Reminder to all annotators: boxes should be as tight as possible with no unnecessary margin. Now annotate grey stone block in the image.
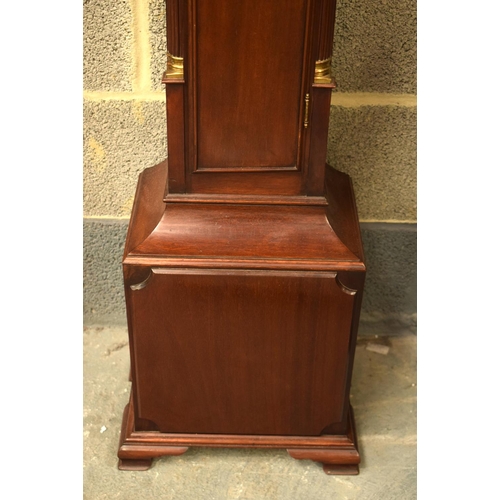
[83,219,128,325]
[328,105,416,221]
[83,220,417,335]
[84,0,133,91]
[149,0,168,91]
[83,99,167,217]
[332,0,417,93]
[359,223,417,334]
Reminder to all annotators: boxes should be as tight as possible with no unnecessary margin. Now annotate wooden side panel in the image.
[194,0,309,171]
[325,164,365,261]
[304,87,332,194]
[122,162,168,256]
[165,85,186,193]
[164,0,188,193]
[128,269,356,436]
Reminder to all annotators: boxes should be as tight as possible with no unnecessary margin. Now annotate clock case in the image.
[117,0,366,475]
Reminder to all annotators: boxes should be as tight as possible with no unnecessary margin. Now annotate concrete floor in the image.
[83,327,416,499]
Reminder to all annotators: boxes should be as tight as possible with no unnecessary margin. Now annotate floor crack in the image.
[105,341,128,356]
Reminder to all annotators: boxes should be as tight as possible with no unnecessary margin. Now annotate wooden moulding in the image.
[123,161,365,273]
[117,390,360,474]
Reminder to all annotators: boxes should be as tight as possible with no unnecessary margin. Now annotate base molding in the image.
[117,392,360,475]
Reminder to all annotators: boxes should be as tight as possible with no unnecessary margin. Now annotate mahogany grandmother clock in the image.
[117,0,366,475]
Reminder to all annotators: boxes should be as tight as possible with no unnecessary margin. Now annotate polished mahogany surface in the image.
[129,269,355,435]
[118,0,366,475]
[132,204,359,262]
[163,0,338,196]
[196,0,310,171]
[124,161,363,270]
[120,160,366,473]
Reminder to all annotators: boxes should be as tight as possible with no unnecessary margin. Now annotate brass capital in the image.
[314,58,333,84]
[165,52,184,79]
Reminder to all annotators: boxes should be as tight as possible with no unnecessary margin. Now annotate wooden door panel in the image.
[164,0,338,196]
[128,268,356,436]
[193,0,310,171]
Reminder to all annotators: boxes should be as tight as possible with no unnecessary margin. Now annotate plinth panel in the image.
[127,268,356,435]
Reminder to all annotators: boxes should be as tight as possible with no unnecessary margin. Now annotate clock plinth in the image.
[118,0,366,475]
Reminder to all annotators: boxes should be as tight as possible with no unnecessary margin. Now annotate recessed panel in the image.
[130,269,355,435]
[195,0,309,170]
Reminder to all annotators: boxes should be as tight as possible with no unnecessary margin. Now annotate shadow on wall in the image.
[359,223,416,335]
